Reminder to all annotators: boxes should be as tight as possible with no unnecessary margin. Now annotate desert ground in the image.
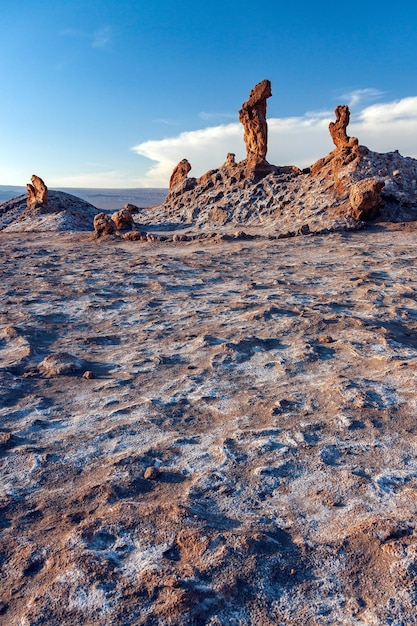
[1,221,417,625]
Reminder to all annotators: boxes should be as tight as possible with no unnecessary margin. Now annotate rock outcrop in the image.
[166,159,198,201]
[137,85,417,236]
[156,79,301,225]
[124,203,140,214]
[349,178,385,221]
[310,105,360,177]
[141,148,417,236]
[239,79,272,166]
[111,207,134,230]
[225,153,236,167]
[308,106,417,224]
[26,175,48,207]
[167,159,193,195]
[329,105,358,150]
[93,213,116,237]
[38,352,83,377]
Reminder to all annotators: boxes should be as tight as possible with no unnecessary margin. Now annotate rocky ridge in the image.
[135,80,417,237]
[137,143,417,236]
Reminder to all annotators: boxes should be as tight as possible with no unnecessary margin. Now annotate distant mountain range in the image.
[0,186,168,211]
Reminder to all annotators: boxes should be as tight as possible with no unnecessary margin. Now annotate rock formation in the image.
[26,175,48,207]
[93,213,116,237]
[166,159,196,201]
[124,203,139,214]
[225,153,236,167]
[239,79,272,166]
[349,178,385,221]
[310,105,360,176]
[111,207,134,230]
[329,105,358,150]
[169,159,192,191]
[38,352,83,377]
[0,189,99,232]
[85,80,417,237]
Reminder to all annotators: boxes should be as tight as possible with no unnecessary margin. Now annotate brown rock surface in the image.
[122,230,147,241]
[225,152,236,167]
[329,105,358,150]
[152,81,417,235]
[26,174,48,207]
[111,207,134,230]
[4,84,417,240]
[169,159,192,191]
[93,212,116,237]
[349,177,385,220]
[38,352,82,377]
[144,466,161,480]
[310,105,360,177]
[146,82,415,236]
[124,203,140,214]
[140,142,417,235]
[239,79,272,166]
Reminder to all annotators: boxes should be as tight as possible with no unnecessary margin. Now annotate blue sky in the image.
[2,0,417,188]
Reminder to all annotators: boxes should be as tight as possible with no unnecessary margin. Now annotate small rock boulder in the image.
[124,203,140,214]
[349,178,385,221]
[111,207,134,230]
[123,230,147,241]
[38,352,82,377]
[144,466,160,480]
[93,213,116,237]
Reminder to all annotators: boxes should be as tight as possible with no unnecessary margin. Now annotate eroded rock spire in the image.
[329,105,358,150]
[239,79,272,165]
[169,159,192,191]
[26,174,48,207]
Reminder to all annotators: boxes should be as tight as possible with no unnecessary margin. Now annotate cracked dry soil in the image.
[1,224,417,625]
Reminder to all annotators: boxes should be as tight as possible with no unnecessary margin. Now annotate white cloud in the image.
[339,88,384,109]
[350,96,417,157]
[60,25,112,49]
[132,95,417,187]
[304,109,334,119]
[358,96,417,124]
[153,118,179,126]
[132,124,245,187]
[132,114,334,186]
[91,26,112,49]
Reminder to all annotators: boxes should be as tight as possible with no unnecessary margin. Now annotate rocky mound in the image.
[311,144,417,222]
[0,187,99,232]
[138,82,417,235]
[139,147,417,235]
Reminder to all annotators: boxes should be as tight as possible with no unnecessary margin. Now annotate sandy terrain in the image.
[1,223,417,625]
